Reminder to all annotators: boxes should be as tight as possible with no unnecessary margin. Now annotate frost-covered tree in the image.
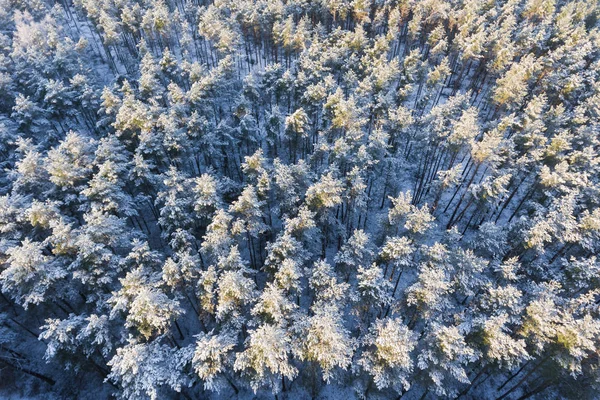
[192,330,237,392]
[417,324,479,397]
[360,318,417,394]
[234,323,297,393]
[296,305,355,383]
[0,238,66,308]
[107,339,190,400]
[1,0,600,398]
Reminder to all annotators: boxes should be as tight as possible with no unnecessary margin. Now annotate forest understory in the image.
[0,0,599,399]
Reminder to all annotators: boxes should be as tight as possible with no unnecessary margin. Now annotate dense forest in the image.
[0,0,599,398]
